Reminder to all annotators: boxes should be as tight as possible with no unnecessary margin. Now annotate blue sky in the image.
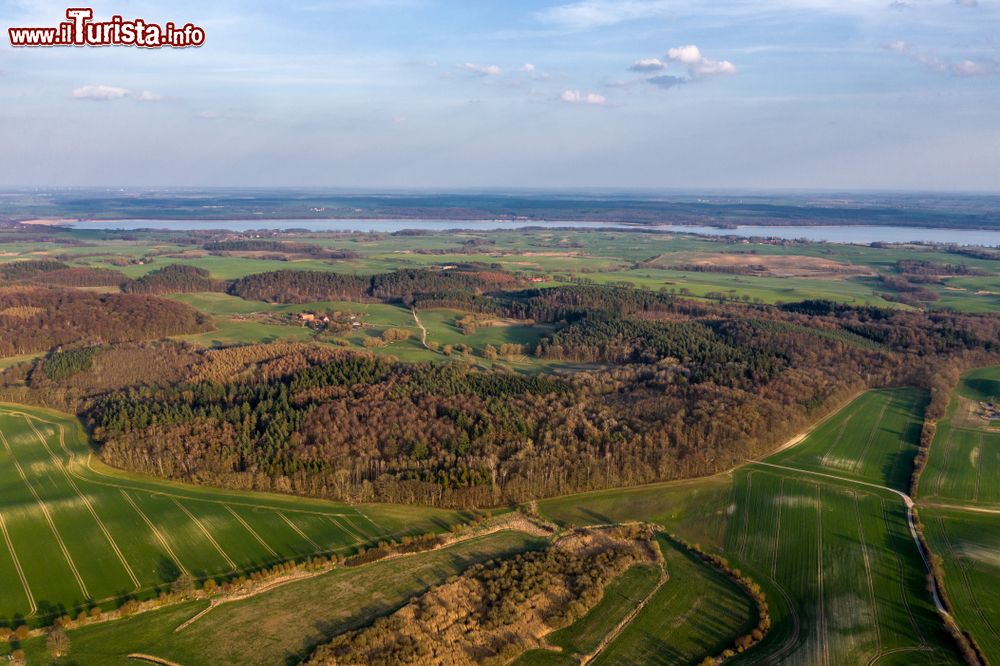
[1,0,998,190]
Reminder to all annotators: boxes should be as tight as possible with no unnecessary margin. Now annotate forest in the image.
[62,282,1000,507]
[0,286,212,356]
[230,268,524,304]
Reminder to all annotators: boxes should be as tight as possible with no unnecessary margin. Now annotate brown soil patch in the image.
[655,252,874,279]
[952,396,995,430]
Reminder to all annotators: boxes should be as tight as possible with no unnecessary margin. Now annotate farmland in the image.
[0,404,467,626]
[539,389,963,665]
[12,530,548,665]
[2,224,1000,664]
[916,366,1000,661]
[920,366,1000,508]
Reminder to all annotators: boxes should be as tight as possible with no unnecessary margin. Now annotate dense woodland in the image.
[121,264,227,294]
[3,260,1000,507]
[59,280,999,507]
[0,287,212,356]
[230,268,523,304]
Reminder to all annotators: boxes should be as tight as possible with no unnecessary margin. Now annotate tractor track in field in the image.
[853,492,883,661]
[934,516,1000,644]
[10,410,363,521]
[815,484,829,666]
[18,412,142,592]
[225,505,278,559]
[854,402,889,475]
[119,489,191,577]
[751,461,950,619]
[278,511,321,549]
[879,496,925,647]
[0,511,36,616]
[770,478,785,578]
[737,472,754,560]
[172,498,238,570]
[0,426,90,600]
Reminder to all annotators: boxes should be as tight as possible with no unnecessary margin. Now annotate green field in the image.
[0,404,467,626]
[592,535,757,666]
[921,367,1000,508]
[539,388,963,665]
[514,563,665,666]
[7,227,1000,318]
[917,367,1000,661]
[921,507,1000,662]
[11,530,547,665]
[768,389,927,492]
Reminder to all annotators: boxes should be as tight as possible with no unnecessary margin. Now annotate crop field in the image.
[514,563,665,666]
[0,404,466,626]
[921,367,1000,507]
[592,535,756,666]
[727,467,951,665]
[540,388,964,665]
[767,389,927,492]
[10,529,547,665]
[920,507,1000,662]
[6,226,1000,314]
[916,366,1000,661]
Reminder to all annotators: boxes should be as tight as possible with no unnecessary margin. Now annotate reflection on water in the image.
[70,219,1000,247]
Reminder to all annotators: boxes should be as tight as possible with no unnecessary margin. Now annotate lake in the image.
[69,219,1000,247]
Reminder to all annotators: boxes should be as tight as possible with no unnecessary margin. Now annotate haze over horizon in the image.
[2,0,999,191]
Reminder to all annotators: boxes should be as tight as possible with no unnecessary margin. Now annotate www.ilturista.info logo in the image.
[8,8,205,48]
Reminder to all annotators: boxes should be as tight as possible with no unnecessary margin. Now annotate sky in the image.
[0,0,998,190]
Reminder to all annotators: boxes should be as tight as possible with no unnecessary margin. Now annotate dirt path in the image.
[918,501,1000,515]
[128,654,185,666]
[411,307,430,349]
[580,568,669,665]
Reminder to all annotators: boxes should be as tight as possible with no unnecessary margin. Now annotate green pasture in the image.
[0,404,467,627]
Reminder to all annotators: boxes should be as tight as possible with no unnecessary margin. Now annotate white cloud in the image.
[560,89,607,105]
[196,111,221,119]
[886,41,996,77]
[134,91,164,102]
[72,85,130,101]
[535,0,904,32]
[72,85,164,102]
[951,59,994,76]
[629,58,666,72]
[519,63,536,72]
[666,45,702,65]
[666,44,736,77]
[536,1,675,30]
[462,63,502,76]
